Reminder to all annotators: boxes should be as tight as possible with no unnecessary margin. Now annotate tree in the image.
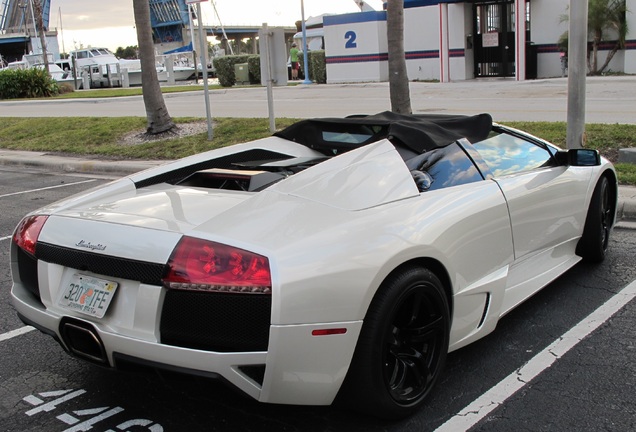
[115,46,139,59]
[132,0,175,134]
[587,0,628,74]
[32,0,50,76]
[559,0,628,75]
[386,0,411,114]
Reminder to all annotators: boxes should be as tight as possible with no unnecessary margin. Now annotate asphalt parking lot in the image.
[1,165,635,432]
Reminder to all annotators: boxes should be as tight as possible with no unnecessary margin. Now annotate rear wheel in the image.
[338,267,450,419]
[578,176,613,262]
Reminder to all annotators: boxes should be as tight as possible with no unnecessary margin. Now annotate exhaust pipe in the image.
[60,318,108,364]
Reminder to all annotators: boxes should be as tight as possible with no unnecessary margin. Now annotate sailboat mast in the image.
[210,0,233,55]
[59,6,65,55]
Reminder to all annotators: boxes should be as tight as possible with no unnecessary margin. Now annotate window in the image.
[407,143,484,192]
[472,132,554,177]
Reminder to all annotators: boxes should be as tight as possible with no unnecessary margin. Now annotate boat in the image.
[120,55,196,85]
[69,47,123,88]
[70,47,195,87]
[1,53,77,86]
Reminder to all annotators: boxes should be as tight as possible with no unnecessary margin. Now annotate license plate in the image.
[58,274,118,318]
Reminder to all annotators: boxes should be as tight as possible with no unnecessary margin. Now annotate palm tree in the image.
[132,0,175,134]
[386,0,412,114]
[559,0,628,75]
[587,0,628,74]
[32,0,50,76]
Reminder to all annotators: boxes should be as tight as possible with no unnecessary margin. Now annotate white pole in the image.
[515,0,526,81]
[438,3,450,83]
[300,0,312,84]
[262,23,276,132]
[566,0,588,149]
[197,2,213,140]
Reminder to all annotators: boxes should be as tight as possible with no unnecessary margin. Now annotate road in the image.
[1,166,635,431]
[1,76,636,124]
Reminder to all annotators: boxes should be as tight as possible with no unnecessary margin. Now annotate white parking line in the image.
[0,179,96,199]
[0,326,35,343]
[435,280,636,432]
[0,235,10,242]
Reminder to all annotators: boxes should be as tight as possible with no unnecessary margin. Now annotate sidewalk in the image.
[1,149,635,228]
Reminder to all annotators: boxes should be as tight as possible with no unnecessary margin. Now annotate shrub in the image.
[212,55,252,87]
[0,68,59,99]
[309,50,326,84]
[247,55,261,84]
[298,50,327,83]
[57,82,75,94]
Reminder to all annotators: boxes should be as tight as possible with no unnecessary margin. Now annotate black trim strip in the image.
[36,242,166,285]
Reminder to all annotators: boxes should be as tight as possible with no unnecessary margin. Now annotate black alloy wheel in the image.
[337,266,450,419]
[578,175,614,262]
[383,283,447,405]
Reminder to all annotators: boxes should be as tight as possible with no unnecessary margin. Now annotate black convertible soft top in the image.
[274,111,493,155]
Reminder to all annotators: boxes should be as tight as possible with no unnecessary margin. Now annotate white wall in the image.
[449,3,468,80]
[531,0,568,78]
[324,11,388,83]
[323,0,635,82]
[404,5,440,81]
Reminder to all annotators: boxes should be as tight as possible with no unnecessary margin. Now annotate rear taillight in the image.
[163,237,272,294]
[13,215,48,257]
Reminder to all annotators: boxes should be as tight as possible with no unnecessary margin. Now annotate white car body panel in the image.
[10,119,618,408]
[270,139,419,210]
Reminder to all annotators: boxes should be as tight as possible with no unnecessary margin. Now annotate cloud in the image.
[53,1,135,31]
[51,0,385,51]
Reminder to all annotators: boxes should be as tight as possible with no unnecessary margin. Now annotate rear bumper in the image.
[11,281,362,405]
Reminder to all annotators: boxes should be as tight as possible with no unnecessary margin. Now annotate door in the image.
[473,0,515,78]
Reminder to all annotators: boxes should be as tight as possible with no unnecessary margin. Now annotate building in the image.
[0,0,60,63]
[323,0,636,83]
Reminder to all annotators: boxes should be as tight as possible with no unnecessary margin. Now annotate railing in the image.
[0,0,10,33]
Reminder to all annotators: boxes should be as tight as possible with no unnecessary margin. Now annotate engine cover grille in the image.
[160,290,271,353]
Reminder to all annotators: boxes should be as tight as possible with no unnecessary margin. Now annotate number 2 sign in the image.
[345,31,358,49]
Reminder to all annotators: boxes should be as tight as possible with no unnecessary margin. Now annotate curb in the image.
[1,150,635,224]
[0,150,166,177]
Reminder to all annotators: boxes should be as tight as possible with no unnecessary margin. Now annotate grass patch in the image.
[51,85,216,99]
[0,117,298,160]
[51,82,296,99]
[0,118,634,184]
[615,163,636,185]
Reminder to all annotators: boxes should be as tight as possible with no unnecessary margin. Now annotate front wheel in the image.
[337,267,450,419]
[577,176,613,262]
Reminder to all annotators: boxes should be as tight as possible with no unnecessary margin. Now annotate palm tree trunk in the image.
[32,0,50,76]
[132,0,175,134]
[591,30,601,75]
[597,44,620,74]
[386,0,411,114]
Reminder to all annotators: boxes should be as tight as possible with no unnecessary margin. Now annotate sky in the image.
[49,0,384,53]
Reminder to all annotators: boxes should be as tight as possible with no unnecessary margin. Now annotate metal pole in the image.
[566,0,588,149]
[187,4,198,84]
[300,0,312,84]
[262,23,276,133]
[197,2,213,140]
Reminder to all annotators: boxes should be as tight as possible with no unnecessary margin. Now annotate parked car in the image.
[11,112,616,418]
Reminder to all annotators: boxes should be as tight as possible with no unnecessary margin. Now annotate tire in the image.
[577,176,613,263]
[337,267,450,419]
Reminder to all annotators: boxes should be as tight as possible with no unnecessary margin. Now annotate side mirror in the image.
[555,149,601,166]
